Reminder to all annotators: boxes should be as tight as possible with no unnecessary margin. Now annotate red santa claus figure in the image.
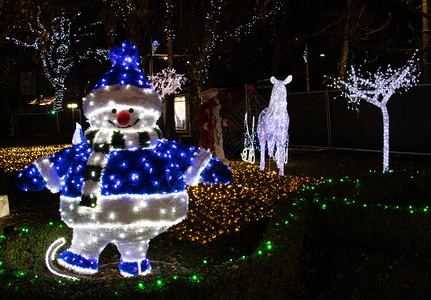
[197,88,231,162]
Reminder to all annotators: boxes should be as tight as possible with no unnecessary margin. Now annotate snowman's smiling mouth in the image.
[108,118,140,128]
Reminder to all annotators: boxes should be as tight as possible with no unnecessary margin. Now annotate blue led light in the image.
[58,250,98,272]
[17,140,232,199]
[16,165,46,192]
[91,40,152,91]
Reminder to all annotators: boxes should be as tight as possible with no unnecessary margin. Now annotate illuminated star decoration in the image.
[16,40,231,279]
[328,50,420,172]
[257,75,292,176]
[6,6,108,111]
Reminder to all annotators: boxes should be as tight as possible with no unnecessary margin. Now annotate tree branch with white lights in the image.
[148,67,187,100]
[327,51,420,172]
[6,7,108,111]
[190,0,284,86]
[148,67,187,127]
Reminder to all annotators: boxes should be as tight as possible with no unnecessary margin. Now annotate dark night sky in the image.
[0,0,426,96]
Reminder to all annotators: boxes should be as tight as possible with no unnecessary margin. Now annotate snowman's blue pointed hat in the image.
[82,40,161,119]
[92,39,152,91]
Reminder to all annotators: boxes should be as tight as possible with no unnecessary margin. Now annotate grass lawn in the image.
[0,147,431,299]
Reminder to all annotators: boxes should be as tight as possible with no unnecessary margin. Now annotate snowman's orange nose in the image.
[117,110,130,126]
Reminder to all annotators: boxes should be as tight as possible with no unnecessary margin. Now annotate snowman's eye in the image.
[112,109,117,113]
[129,108,134,113]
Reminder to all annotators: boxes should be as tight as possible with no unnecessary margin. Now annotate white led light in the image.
[148,68,186,99]
[257,75,292,176]
[241,113,256,164]
[5,7,109,111]
[328,51,420,172]
[45,238,81,281]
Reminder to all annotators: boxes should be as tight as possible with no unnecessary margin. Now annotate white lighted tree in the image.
[148,67,187,127]
[328,51,420,172]
[6,7,108,111]
[148,67,187,100]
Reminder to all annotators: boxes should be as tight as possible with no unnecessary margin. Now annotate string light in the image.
[327,51,420,172]
[300,174,431,215]
[2,168,430,293]
[257,75,292,176]
[102,0,134,22]
[167,161,318,243]
[164,1,175,40]
[0,145,70,172]
[6,6,109,111]
[192,0,284,84]
[16,40,231,278]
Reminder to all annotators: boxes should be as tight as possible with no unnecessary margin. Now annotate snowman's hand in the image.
[183,148,212,186]
[16,164,47,192]
[200,158,232,184]
[33,155,62,193]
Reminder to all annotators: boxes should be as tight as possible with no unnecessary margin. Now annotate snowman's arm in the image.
[16,145,82,193]
[16,154,62,193]
[183,148,212,186]
[165,141,231,185]
[16,163,47,192]
[199,158,232,184]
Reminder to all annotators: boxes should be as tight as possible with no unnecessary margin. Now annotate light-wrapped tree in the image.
[148,67,187,100]
[148,67,187,130]
[328,51,421,172]
[6,6,108,111]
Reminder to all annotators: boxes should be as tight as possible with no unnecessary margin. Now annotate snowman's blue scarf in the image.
[80,128,162,208]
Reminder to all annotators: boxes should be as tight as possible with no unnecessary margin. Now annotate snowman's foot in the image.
[119,258,151,277]
[57,250,99,275]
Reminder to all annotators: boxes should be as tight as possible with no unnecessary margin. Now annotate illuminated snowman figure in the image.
[16,40,231,277]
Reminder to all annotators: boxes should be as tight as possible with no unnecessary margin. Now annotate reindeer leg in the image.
[276,141,285,176]
[260,140,266,171]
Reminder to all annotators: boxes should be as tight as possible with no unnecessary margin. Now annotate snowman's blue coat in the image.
[16,140,231,196]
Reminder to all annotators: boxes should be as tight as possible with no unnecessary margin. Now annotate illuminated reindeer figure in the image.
[257,75,292,176]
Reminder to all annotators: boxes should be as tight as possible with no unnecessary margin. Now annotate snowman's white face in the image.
[88,105,160,132]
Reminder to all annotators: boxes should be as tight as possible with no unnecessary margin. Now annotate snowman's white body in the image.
[59,191,189,269]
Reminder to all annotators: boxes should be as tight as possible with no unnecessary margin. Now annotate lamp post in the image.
[303,44,310,92]
[67,103,78,128]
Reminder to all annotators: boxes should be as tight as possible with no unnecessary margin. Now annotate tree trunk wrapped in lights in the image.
[6,6,108,111]
[328,51,420,172]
